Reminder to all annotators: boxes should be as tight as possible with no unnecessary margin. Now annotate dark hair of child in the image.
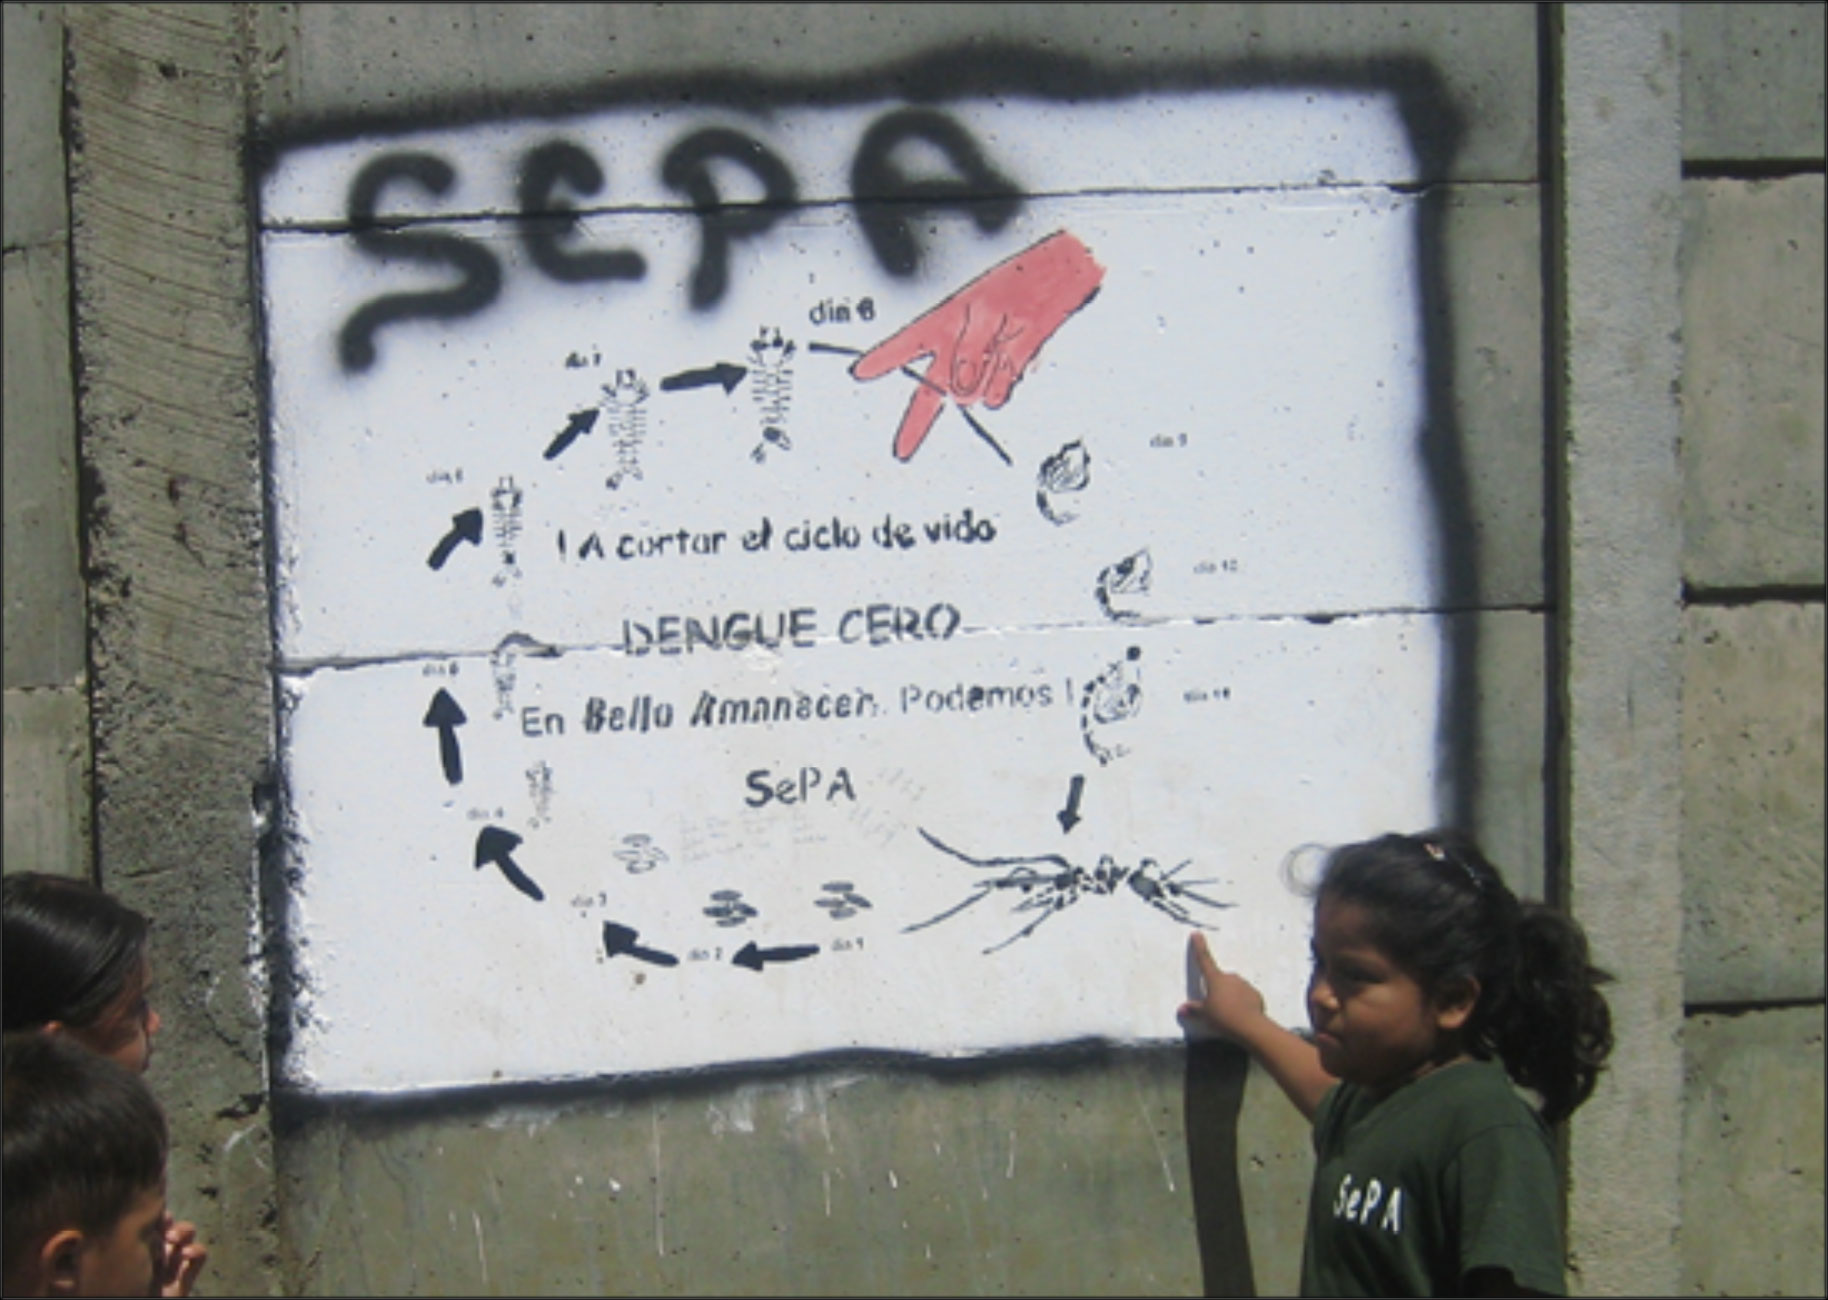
[1311,827,1614,1123]
[1,872,151,1034]
[1,1031,169,1278]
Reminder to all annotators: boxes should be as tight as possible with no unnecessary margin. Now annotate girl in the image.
[1179,829,1613,1297]
[2,873,207,1296]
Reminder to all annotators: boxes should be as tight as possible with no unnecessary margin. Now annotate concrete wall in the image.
[3,1,90,881]
[1,3,1819,1295]
[1676,4,1826,1295]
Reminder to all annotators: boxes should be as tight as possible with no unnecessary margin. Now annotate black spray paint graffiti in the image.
[334,109,1024,372]
[904,828,1234,954]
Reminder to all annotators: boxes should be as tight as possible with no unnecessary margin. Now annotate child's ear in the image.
[41,1227,85,1296]
[1433,977,1481,1032]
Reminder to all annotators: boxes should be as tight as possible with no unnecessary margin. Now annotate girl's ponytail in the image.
[1494,903,1614,1123]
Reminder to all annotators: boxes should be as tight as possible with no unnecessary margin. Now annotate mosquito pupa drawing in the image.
[1080,645,1144,765]
[1036,439,1091,524]
[905,827,1234,953]
[488,475,524,587]
[745,326,797,461]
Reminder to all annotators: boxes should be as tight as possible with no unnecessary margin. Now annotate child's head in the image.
[2,873,161,1073]
[1306,829,1613,1121]
[2,1032,171,1297]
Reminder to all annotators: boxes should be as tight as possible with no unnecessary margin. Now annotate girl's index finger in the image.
[1188,929,1222,973]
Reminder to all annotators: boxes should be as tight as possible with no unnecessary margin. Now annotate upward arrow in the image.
[422,688,467,785]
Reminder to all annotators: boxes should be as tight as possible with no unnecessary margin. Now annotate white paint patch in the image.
[706,1089,757,1136]
[471,1210,488,1287]
[261,84,1447,1093]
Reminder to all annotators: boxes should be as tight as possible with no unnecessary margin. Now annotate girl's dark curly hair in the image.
[1314,828,1614,1123]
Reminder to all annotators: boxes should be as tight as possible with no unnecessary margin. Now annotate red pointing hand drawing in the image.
[850,230,1106,462]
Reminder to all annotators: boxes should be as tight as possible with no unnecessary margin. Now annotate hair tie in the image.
[1423,840,1481,890]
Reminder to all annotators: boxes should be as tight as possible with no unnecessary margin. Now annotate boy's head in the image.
[2,1032,170,1297]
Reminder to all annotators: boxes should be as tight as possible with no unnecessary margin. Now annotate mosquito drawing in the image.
[905,828,1234,953]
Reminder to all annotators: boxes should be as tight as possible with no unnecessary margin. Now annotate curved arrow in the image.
[474,826,543,901]
[428,508,484,570]
[731,940,819,971]
[423,688,467,784]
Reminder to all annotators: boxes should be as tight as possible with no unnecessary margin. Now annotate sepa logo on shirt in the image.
[1331,1172,1405,1234]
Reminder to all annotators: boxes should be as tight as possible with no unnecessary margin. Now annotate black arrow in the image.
[731,940,819,971]
[474,826,544,902]
[543,407,600,461]
[423,688,467,785]
[660,362,747,395]
[427,508,484,570]
[601,921,680,968]
[1057,774,1086,833]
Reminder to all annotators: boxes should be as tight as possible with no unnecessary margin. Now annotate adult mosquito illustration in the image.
[905,828,1235,953]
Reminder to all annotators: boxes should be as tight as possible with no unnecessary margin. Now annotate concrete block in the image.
[1682,1005,1825,1296]
[2,685,92,880]
[2,4,67,248]
[3,243,85,691]
[262,3,1539,181]
[1682,3,1826,162]
[1682,176,1825,589]
[1683,602,1824,1004]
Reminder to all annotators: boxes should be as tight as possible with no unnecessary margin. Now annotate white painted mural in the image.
[259,86,1448,1093]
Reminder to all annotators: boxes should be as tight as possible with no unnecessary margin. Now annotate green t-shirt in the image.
[1299,1059,1565,1297]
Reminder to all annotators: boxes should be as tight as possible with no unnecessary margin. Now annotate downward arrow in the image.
[1057,774,1086,833]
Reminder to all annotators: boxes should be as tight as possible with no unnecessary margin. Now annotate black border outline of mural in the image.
[255,46,1480,1105]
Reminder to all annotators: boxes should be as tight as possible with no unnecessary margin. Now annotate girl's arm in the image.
[1178,931,1336,1121]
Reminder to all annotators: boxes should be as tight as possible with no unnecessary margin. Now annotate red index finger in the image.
[850,314,943,384]
[850,229,1105,462]
[890,371,949,462]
